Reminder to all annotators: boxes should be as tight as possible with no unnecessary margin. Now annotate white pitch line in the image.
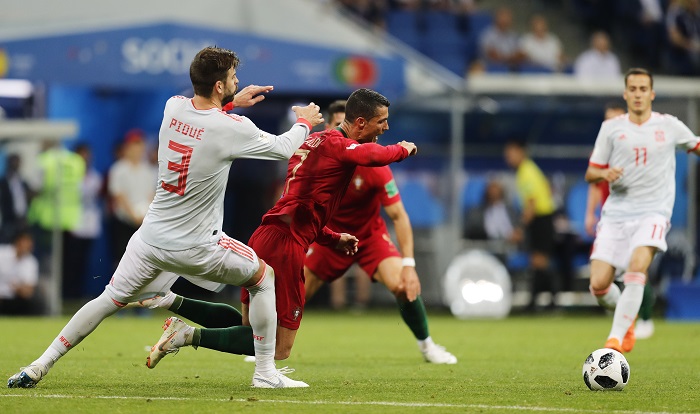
[0,393,695,414]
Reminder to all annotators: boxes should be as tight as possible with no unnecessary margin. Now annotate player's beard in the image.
[222,93,235,106]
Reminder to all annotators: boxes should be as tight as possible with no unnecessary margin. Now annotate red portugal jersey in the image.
[327,166,401,241]
[261,129,409,247]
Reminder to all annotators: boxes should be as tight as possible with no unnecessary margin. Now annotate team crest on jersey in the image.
[618,134,626,141]
[353,175,364,190]
[292,307,302,321]
[655,130,666,142]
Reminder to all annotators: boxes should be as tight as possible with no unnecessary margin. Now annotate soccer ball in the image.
[582,348,630,391]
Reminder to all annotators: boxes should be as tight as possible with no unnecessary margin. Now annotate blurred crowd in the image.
[334,0,700,77]
[0,129,158,315]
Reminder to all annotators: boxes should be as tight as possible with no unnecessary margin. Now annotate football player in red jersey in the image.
[304,100,456,364]
[240,89,416,372]
[136,89,417,386]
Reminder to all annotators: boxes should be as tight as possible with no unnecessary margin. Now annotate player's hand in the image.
[584,212,598,236]
[292,103,324,127]
[397,266,421,302]
[233,85,273,108]
[336,233,359,256]
[605,167,623,182]
[397,141,417,156]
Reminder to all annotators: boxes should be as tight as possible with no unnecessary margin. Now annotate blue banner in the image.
[0,23,405,98]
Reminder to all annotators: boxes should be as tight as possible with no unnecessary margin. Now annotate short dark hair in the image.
[12,229,32,244]
[326,100,347,120]
[344,88,390,123]
[504,139,527,150]
[604,100,626,113]
[190,46,240,98]
[624,67,653,88]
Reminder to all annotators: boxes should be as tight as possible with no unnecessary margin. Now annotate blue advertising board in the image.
[0,23,405,98]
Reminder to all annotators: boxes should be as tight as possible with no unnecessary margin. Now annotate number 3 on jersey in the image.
[162,140,193,196]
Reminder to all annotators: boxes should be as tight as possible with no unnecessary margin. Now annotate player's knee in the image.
[589,276,611,293]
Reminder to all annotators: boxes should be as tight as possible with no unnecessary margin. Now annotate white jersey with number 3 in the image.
[589,112,700,221]
[139,96,310,250]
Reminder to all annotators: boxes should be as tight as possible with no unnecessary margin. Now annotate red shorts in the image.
[241,223,307,330]
[305,231,401,283]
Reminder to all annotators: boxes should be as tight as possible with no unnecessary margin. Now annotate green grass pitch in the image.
[1,309,699,413]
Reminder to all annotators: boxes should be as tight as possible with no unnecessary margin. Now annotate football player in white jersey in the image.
[586,68,700,353]
[7,46,323,389]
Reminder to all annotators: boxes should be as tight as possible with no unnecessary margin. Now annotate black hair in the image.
[624,67,653,88]
[344,88,390,123]
[190,46,240,98]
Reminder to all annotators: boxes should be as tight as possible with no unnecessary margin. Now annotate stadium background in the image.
[0,0,698,318]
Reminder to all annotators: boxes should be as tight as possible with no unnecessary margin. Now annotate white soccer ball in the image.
[582,348,630,391]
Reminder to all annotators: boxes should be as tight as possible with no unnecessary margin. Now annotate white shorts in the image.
[105,229,259,303]
[590,214,670,271]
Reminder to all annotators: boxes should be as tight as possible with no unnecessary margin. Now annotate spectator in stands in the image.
[573,31,621,79]
[504,140,558,312]
[617,0,667,72]
[0,230,40,315]
[463,178,518,242]
[337,0,388,29]
[0,154,33,244]
[107,129,156,268]
[478,6,525,72]
[519,14,565,72]
[666,0,700,76]
[62,143,103,300]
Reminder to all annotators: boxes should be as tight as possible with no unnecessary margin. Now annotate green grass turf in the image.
[1,309,699,413]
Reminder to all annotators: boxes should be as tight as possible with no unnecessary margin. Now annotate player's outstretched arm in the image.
[233,85,274,108]
[337,141,417,167]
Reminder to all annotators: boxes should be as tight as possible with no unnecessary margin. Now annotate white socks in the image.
[590,283,621,311]
[417,336,435,352]
[34,291,122,369]
[608,272,645,341]
[246,264,278,378]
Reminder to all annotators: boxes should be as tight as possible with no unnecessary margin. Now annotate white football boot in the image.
[7,363,49,388]
[635,319,655,340]
[252,367,309,388]
[421,343,458,364]
[146,317,193,369]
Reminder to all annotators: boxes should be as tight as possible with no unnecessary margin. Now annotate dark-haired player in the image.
[8,46,323,389]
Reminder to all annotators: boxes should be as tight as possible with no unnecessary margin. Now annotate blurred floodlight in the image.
[0,79,32,99]
[443,250,512,319]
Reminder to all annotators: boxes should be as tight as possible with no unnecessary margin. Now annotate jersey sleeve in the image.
[227,117,311,161]
[323,139,409,167]
[669,116,700,152]
[589,121,613,168]
[315,226,341,247]
[374,166,401,206]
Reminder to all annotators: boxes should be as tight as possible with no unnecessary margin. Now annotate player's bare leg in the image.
[374,257,456,364]
[589,260,619,311]
[304,270,326,302]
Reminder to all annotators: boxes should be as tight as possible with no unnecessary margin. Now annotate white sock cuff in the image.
[623,272,646,286]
